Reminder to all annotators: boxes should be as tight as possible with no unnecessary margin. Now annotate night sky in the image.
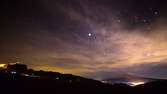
[1,0,167,79]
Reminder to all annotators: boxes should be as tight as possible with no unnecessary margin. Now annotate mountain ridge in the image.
[0,63,167,94]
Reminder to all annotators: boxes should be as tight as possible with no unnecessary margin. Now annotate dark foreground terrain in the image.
[0,64,167,94]
[0,72,167,94]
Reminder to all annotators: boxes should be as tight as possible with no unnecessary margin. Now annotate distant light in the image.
[101,81,108,83]
[154,11,158,15]
[9,63,17,65]
[127,81,145,86]
[117,19,121,23]
[0,64,7,68]
[88,33,92,37]
[69,80,72,83]
[56,77,59,80]
[10,71,17,74]
[143,19,147,23]
[23,74,29,77]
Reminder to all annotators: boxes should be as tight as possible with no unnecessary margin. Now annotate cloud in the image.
[129,62,167,79]
[1,0,167,79]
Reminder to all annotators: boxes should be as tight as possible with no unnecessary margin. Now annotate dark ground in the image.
[0,70,167,94]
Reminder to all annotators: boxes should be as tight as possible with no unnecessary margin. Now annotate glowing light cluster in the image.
[0,64,7,69]
[127,81,145,86]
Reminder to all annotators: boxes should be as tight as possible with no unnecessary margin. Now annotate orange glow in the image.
[128,81,145,86]
[0,64,7,69]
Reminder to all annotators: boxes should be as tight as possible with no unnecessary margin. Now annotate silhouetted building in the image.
[6,63,27,73]
[0,63,28,74]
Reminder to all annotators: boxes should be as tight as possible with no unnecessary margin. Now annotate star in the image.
[154,11,158,15]
[143,19,147,23]
[88,33,92,37]
[117,19,121,23]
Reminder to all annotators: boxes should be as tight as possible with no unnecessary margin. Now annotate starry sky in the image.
[1,0,167,79]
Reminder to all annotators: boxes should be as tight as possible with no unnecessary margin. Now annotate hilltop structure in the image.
[0,63,28,75]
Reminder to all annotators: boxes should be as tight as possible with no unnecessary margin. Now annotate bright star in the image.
[88,33,92,37]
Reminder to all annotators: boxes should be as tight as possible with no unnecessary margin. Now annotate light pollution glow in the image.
[127,81,145,86]
[31,19,167,79]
